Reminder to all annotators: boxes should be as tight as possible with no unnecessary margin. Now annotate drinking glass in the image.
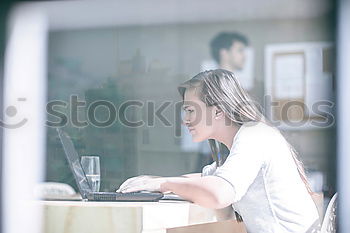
[80,155,101,192]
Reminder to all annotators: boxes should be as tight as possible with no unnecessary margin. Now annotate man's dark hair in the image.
[210,32,249,64]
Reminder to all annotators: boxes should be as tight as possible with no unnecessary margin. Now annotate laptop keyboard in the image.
[86,191,164,201]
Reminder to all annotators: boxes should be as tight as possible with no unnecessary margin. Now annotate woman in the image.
[117,69,320,233]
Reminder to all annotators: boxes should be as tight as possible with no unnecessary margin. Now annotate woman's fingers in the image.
[121,184,147,193]
[117,176,144,192]
[117,178,137,191]
[121,178,165,193]
[119,180,146,192]
[117,176,150,192]
[116,175,164,192]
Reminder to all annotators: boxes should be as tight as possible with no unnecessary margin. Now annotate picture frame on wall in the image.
[265,42,334,130]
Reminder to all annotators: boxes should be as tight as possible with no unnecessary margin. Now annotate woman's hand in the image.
[116,175,164,193]
[116,175,161,192]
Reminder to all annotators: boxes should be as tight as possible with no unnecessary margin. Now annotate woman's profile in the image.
[117,69,320,233]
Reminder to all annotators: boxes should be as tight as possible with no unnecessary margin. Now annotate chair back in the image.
[320,193,338,233]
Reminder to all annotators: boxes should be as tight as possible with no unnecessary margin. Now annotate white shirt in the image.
[202,122,320,233]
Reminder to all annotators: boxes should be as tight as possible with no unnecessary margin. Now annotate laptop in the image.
[57,128,164,202]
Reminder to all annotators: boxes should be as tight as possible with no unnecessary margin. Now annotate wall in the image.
[47,15,335,191]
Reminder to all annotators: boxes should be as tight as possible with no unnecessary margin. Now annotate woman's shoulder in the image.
[238,122,291,158]
[233,122,287,153]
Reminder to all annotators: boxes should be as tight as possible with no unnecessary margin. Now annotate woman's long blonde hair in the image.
[178,69,312,194]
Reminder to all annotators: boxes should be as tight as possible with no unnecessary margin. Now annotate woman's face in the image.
[182,88,217,142]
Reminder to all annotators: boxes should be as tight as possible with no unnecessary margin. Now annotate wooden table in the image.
[40,200,217,233]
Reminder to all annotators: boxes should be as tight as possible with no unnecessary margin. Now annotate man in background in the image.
[210,32,249,72]
[196,32,251,171]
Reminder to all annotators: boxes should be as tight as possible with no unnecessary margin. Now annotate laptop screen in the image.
[57,128,92,198]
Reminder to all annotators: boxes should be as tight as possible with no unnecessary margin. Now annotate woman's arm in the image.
[119,176,234,209]
[117,173,200,192]
[181,174,236,221]
[118,175,235,209]
[160,176,235,209]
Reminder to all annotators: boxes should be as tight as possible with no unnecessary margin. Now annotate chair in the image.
[320,193,338,233]
[309,193,338,233]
